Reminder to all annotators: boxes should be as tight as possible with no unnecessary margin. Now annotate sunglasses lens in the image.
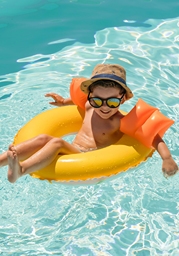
[107,98,120,108]
[90,97,102,108]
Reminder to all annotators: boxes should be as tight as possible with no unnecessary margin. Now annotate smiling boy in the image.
[0,64,178,182]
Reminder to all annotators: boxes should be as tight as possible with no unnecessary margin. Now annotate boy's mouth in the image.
[100,110,111,114]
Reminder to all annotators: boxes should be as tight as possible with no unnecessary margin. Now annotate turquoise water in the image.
[0,1,179,255]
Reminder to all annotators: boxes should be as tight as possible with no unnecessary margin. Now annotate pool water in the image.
[0,1,179,255]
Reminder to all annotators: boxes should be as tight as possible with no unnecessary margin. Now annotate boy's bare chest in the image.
[92,119,116,134]
[91,117,121,146]
[76,110,122,148]
[85,112,120,138]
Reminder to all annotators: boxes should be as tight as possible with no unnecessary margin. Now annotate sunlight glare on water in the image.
[0,3,179,256]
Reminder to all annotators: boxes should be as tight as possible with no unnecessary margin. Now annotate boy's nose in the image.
[101,99,109,107]
[101,101,109,109]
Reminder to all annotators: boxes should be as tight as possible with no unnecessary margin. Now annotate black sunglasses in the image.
[87,94,124,108]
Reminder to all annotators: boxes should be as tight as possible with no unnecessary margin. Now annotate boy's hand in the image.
[45,93,64,106]
[162,156,178,177]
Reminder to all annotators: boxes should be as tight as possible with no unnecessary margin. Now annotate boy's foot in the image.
[7,145,22,183]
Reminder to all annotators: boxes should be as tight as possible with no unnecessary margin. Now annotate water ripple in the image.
[0,18,179,255]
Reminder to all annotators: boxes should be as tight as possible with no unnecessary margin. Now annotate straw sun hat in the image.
[80,64,133,100]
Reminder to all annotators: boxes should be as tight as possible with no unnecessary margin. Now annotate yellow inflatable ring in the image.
[13,105,155,184]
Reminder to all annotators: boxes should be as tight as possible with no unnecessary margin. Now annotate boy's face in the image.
[89,86,123,119]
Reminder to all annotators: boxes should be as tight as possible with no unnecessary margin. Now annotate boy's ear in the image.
[120,94,127,104]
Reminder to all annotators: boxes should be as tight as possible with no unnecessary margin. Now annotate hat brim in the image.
[80,77,133,100]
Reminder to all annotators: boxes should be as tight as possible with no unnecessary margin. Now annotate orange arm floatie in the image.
[120,99,174,148]
[70,78,87,110]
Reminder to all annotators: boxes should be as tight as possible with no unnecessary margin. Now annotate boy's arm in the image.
[152,134,178,177]
[45,93,74,107]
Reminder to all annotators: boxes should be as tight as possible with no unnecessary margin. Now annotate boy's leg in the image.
[7,137,80,183]
[0,134,54,167]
